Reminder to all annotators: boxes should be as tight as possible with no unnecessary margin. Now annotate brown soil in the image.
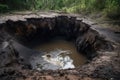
[0,11,120,80]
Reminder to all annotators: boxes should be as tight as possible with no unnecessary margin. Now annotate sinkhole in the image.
[0,15,112,70]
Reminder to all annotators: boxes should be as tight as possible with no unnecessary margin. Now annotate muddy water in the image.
[31,39,87,70]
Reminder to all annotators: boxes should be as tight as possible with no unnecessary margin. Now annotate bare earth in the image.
[0,11,120,80]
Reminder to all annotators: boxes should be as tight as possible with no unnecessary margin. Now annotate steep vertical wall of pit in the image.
[1,15,113,59]
[4,16,89,41]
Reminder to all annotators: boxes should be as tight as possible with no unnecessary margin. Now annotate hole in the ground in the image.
[0,15,113,71]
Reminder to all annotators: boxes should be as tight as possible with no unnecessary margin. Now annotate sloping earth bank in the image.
[0,12,120,80]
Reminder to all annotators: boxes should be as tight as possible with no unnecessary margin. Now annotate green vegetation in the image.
[0,4,9,12]
[0,0,120,19]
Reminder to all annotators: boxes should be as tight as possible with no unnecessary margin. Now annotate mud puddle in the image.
[30,39,87,70]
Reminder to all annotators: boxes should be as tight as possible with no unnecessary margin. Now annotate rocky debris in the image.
[0,13,119,80]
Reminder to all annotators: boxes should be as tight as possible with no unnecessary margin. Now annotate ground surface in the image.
[0,11,120,80]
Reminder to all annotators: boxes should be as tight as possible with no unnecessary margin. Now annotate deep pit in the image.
[0,14,118,80]
[0,15,112,70]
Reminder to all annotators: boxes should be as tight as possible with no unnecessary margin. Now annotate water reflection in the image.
[31,39,87,70]
[42,49,75,69]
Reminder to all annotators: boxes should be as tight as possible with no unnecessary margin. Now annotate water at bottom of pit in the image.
[30,39,87,70]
